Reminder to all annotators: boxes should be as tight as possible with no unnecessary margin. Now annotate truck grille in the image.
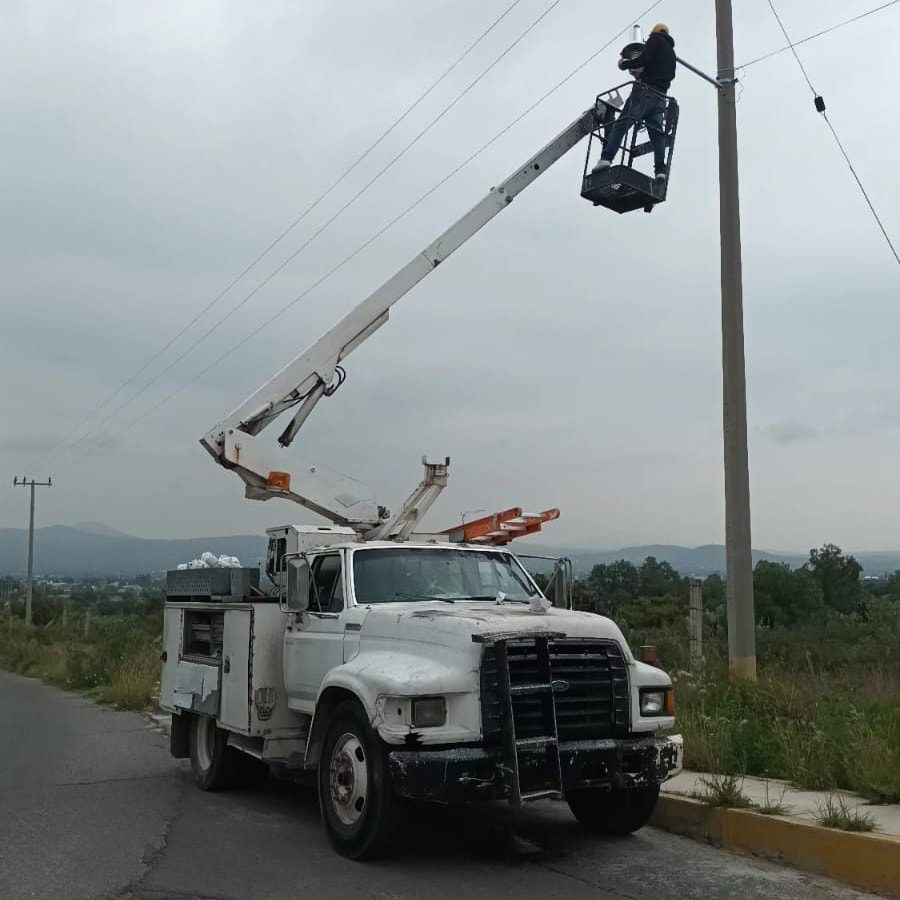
[480,638,630,742]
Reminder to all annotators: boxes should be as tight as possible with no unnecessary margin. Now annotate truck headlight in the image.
[640,688,674,716]
[411,696,447,728]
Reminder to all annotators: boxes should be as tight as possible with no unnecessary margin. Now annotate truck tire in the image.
[566,784,660,835]
[317,700,402,859]
[189,714,242,791]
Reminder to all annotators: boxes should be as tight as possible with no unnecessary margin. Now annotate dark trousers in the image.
[600,84,667,174]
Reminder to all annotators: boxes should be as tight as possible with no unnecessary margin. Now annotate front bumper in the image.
[388,733,683,805]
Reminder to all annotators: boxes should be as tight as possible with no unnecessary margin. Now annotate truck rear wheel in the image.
[189,714,242,791]
[317,700,401,859]
[566,784,660,835]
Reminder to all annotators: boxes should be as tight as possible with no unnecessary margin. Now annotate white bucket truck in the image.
[160,93,683,857]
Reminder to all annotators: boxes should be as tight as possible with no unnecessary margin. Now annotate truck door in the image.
[283,553,347,711]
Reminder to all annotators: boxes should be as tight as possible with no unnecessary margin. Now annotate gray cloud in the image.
[1,0,898,553]
[0,434,59,456]
[760,420,822,445]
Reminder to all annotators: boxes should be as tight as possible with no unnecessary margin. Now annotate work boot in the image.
[592,158,612,174]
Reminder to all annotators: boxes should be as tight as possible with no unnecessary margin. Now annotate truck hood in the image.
[358,602,633,660]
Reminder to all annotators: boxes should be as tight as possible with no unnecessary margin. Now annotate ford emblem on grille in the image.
[550,679,570,694]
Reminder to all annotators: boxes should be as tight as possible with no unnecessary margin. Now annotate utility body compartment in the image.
[159,567,303,739]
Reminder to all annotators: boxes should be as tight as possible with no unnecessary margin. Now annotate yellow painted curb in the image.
[652,794,900,898]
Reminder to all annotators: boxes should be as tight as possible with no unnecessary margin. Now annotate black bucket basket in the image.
[581,82,679,214]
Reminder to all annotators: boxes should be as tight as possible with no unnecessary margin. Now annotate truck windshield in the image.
[352,548,540,604]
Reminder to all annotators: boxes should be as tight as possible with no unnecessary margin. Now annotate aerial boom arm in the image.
[201,107,596,530]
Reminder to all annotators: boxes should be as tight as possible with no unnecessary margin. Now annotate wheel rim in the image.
[328,732,368,826]
[196,716,214,772]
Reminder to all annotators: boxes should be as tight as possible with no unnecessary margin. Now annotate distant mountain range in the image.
[526,544,802,578]
[503,543,900,578]
[1,523,899,579]
[0,524,267,578]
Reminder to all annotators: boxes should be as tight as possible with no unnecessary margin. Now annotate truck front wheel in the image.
[189,714,242,791]
[566,784,660,835]
[318,700,401,859]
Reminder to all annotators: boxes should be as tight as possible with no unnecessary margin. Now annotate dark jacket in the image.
[621,31,676,92]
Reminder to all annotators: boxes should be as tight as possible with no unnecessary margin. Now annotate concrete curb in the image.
[652,794,900,898]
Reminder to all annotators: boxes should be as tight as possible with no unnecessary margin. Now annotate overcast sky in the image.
[1,0,898,553]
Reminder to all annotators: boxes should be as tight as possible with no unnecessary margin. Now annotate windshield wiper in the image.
[394,592,456,603]
[467,594,531,603]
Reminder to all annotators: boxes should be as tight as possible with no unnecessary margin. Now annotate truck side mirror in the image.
[547,557,574,609]
[285,557,310,612]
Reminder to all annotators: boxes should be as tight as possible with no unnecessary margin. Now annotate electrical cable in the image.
[765,0,899,266]
[739,0,900,69]
[40,0,570,469]
[764,0,817,93]
[65,0,667,466]
[20,0,529,472]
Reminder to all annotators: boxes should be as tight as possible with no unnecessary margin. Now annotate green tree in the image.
[638,556,684,598]
[882,570,900,600]
[701,573,725,611]
[699,572,727,636]
[615,593,686,632]
[808,544,862,615]
[753,561,823,628]
[571,577,599,614]
[587,560,640,616]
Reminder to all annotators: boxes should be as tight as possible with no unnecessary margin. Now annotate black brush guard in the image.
[388,634,680,805]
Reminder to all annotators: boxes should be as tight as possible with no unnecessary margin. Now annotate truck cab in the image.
[161,527,683,858]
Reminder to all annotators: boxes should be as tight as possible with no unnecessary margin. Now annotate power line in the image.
[740,0,900,69]
[42,0,569,469]
[22,0,529,472]
[764,0,899,266]
[763,0,817,93]
[68,0,667,465]
[819,114,900,266]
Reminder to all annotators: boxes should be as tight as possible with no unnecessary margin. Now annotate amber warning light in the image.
[266,471,291,491]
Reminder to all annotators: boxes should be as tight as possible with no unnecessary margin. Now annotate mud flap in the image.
[170,712,191,759]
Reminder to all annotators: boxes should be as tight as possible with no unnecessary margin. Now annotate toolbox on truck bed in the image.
[165,567,261,603]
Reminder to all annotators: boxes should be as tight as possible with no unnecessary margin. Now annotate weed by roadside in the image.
[96,645,160,710]
[755,780,793,816]
[666,656,900,804]
[691,773,753,808]
[0,618,158,711]
[814,794,877,832]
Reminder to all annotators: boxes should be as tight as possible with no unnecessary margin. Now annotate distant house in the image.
[42,580,73,595]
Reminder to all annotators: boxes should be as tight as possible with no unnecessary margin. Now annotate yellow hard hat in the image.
[651,23,670,34]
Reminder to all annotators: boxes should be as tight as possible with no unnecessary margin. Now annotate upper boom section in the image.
[200,106,596,529]
[203,108,594,447]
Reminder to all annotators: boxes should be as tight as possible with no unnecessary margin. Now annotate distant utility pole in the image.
[715,0,756,681]
[13,476,53,627]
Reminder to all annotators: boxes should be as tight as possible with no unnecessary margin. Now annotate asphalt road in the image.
[0,670,881,900]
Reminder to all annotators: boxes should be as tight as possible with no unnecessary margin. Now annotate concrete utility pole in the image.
[715,0,756,681]
[13,476,53,627]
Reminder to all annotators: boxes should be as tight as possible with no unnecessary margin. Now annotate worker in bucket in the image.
[593,23,676,184]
